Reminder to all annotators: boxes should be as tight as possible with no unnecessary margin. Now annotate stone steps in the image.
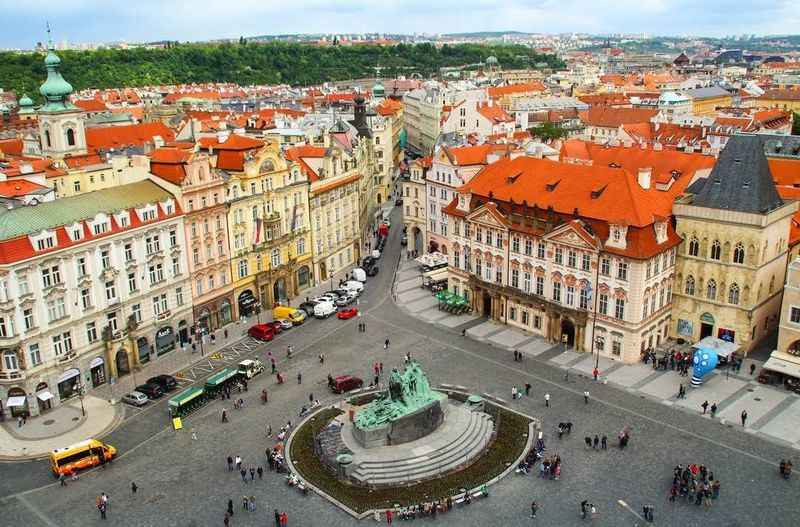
[350,411,494,486]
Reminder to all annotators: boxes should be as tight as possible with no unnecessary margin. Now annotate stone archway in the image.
[116,349,131,376]
[273,278,287,306]
[561,318,576,348]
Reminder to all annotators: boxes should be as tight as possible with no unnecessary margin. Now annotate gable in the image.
[543,221,598,250]
[467,202,509,229]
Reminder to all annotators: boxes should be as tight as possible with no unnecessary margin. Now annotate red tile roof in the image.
[476,102,514,124]
[285,145,327,182]
[85,122,175,153]
[444,145,494,166]
[63,154,105,168]
[0,179,49,198]
[760,88,800,101]
[73,98,109,112]
[0,138,23,157]
[376,98,403,116]
[768,158,800,187]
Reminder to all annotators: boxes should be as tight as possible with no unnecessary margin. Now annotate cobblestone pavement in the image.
[1,207,799,527]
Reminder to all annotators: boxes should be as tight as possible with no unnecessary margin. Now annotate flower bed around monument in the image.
[289,398,531,514]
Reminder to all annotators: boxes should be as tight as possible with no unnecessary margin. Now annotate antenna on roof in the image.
[46,21,53,49]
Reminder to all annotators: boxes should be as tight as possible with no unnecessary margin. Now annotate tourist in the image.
[580,500,588,519]
[710,403,718,418]
[235,456,242,471]
[221,409,228,423]
[257,466,263,479]
[601,435,607,450]
[530,500,539,518]
[227,456,233,471]
[385,508,393,525]
[297,371,302,384]
[249,466,255,481]
[584,390,590,404]
[131,482,137,495]
[741,410,748,426]
[525,383,532,396]
[544,393,550,407]
[274,508,280,527]
[512,386,518,400]
[240,469,247,483]
[227,499,234,517]
[384,338,390,350]
[593,435,599,449]
[701,400,709,414]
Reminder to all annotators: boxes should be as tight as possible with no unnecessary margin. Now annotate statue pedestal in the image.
[352,396,447,448]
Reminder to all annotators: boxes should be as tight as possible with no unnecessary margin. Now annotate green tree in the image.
[793,112,800,136]
[530,122,567,142]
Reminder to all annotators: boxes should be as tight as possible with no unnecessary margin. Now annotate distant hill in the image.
[0,42,564,100]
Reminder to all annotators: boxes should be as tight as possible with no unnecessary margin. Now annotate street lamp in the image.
[76,381,86,417]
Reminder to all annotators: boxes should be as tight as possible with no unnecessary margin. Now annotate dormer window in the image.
[163,200,174,215]
[93,222,109,235]
[137,204,158,222]
[115,211,130,228]
[71,226,82,241]
[34,232,56,251]
[654,222,667,244]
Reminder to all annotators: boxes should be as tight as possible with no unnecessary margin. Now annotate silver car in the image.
[121,391,149,407]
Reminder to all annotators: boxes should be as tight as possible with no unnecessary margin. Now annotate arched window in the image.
[44,129,51,147]
[66,128,76,146]
[252,206,258,221]
[728,283,740,305]
[710,240,721,260]
[733,243,745,264]
[685,276,695,295]
[707,279,717,300]
[688,237,699,256]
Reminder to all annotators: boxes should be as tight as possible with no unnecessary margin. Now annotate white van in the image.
[351,268,367,282]
[344,280,364,293]
[314,301,336,319]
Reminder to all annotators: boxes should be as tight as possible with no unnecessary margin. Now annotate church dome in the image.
[372,81,385,98]
[38,47,75,111]
[17,93,35,114]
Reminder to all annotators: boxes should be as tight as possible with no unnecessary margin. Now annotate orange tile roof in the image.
[73,98,109,112]
[581,106,658,128]
[63,154,104,168]
[768,158,800,187]
[487,82,546,98]
[376,98,403,116]
[476,102,514,124]
[162,91,222,104]
[311,173,360,195]
[0,138,23,157]
[460,156,673,227]
[285,145,327,182]
[444,145,494,166]
[760,88,800,102]
[0,179,49,198]
[85,122,175,153]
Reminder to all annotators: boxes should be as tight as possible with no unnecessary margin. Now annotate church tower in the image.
[37,28,87,159]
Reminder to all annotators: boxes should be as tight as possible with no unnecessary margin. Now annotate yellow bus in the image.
[49,439,117,477]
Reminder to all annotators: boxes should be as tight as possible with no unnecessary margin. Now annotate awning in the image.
[89,357,105,368]
[37,390,54,402]
[57,368,80,384]
[692,336,739,359]
[6,396,27,407]
[763,356,800,379]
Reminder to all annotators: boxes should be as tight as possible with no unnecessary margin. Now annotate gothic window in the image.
[688,237,699,256]
[706,279,717,300]
[685,276,695,295]
[710,240,721,260]
[66,128,76,146]
[728,283,740,305]
[733,243,745,264]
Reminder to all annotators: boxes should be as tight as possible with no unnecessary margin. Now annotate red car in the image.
[269,321,283,334]
[330,375,364,393]
[248,324,275,341]
[337,308,359,320]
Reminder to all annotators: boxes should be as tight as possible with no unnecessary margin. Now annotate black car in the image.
[147,374,177,392]
[324,290,344,299]
[299,301,318,316]
[366,265,380,276]
[362,256,376,268]
[135,382,165,399]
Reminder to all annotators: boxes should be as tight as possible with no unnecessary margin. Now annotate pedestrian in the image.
[710,403,718,418]
[593,435,599,449]
[701,400,709,414]
[98,501,107,520]
[274,508,281,527]
[240,469,247,483]
[309,393,314,403]
[224,512,230,527]
[544,393,550,407]
[319,353,325,364]
[530,500,539,518]
[584,390,590,404]
[191,428,198,441]
[59,473,66,487]
[222,409,228,423]
[227,499,234,516]
[592,367,599,381]
[601,435,607,450]
[512,386,518,400]
[242,495,248,510]
[379,362,384,374]
[580,500,588,519]
[271,358,276,374]
[257,466,263,479]
[525,383,532,396]
[131,482,137,494]
[235,455,242,470]
[584,436,592,448]
[750,363,756,375]
[461,328,466,337]
[280,512,288,527]
[741,409,748,427]
[386,508,393,525]
[227,456,233,471]
[384,338,390,350]
[297,372,302,384]
[249,466,255,481]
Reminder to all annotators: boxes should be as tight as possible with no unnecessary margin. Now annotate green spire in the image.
[38,24,76,113]
[18,93,35,115]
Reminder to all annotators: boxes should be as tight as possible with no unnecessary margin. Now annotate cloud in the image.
[0,0,797,48]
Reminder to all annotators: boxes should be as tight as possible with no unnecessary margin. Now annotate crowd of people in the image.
[668,463,721,507]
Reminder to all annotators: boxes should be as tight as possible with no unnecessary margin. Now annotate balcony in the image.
[57,351,77,363]
[155,310,172,323]
[0,370,25,382]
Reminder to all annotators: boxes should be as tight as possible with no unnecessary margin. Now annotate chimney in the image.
[638,167,652,189]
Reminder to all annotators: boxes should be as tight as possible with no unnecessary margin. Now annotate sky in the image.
[0,0,798,49]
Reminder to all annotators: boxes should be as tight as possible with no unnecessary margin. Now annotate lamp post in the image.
[76,380,86,417]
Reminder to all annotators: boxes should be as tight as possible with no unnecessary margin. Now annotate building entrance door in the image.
[700,323,714,339]
[482,292,492,318]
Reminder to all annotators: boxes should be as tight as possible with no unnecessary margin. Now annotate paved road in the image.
[2,206,798,526]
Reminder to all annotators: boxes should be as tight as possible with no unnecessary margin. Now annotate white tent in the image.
[692,336,739,360]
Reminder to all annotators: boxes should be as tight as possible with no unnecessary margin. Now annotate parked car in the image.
[135,383,165,399]
[344,280,364,293]
[366,265,380,276]
[395,198,403,206]
[238,359,265,379]
[248,324,275,341]
[362,256,376,268]
[335,296,350,307]
[298,301,318,317]
[273,306,306,325]
[121,391,149,407]
[278,319,293,330]
[314,301,336,319]
[337,307,359,319]
[147,374,178,392]
[351,268,367,282]
[329,375,364,393]
[345,290,359,302]
[269,321,284,334]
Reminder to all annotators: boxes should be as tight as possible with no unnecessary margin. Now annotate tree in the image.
[530,122,567,142]
[793,112,800,136]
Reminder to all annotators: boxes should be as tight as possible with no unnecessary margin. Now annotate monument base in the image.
[352,395,447,448]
